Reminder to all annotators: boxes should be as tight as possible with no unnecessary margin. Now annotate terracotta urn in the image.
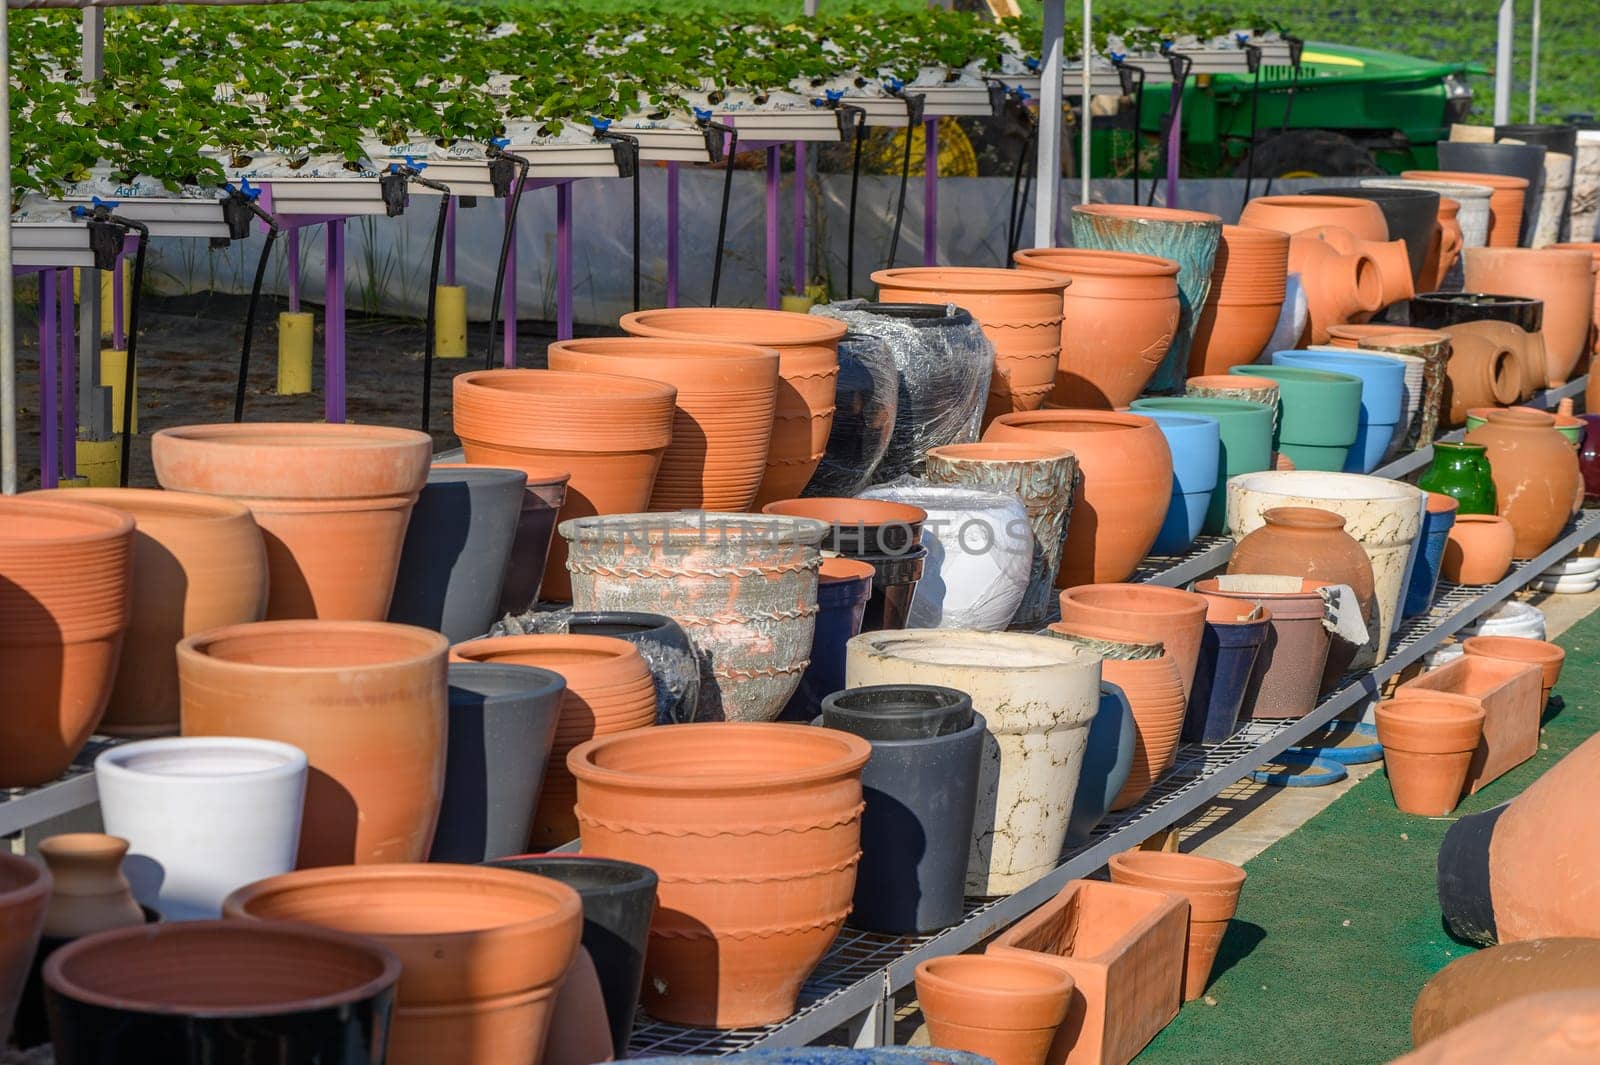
[1287,231,1382,343]
[0,852,50,1047]
[570,722,869,1028]
[225,864,582,1065]
[619,306,846,507]
[31,487,269,737]
[547,336,779,511]
[1374,695,1484,815]
[1411,939,1600,1049]
[1462,248,1595,387]
[178,619,448,867]
[1106,850,1246,1002]
[151,423,431,621]
[1354,330,1452,450]
[0,496,133,788]
[984,410,1172,587]
[1462,635,1565,709]
[1442,514,1517,584]
[1240,193,1389,241]
[1466,408,1582,557]
[1012,247,1179,408]
[1440,330,1521,424]
[452,369,676,601]
[1189,225,1290,376]
[1402,169,1530,248]
[1294,224,1414,320]
[914,953,1075,1065]
[1057,584,1207,701]
[37,835,144,940]
[872,266,1067,426]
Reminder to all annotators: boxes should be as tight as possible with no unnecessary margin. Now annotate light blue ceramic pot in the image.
[1138,409,1220,555]
[1271,349,1406,473]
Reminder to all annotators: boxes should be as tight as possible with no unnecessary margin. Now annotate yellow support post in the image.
[435,286,467,358]
[74,437,121,487]
[99,348,136,434]
[277,312,314,395]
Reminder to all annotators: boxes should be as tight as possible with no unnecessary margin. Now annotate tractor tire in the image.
[1237,129,1384,179]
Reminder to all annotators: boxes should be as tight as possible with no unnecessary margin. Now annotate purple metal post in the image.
[59,269,76,479]
[502,191,517,366]
[325,220,346,423]
[111,257,125,351]
[666,161,680,307]
[792,142,807,294]
[286,227,301,314]
[556,181,573,341]
[1165,89,1183,208]
[923,118,939,266]
[765,145,781,309]
[39,271,58,488]
[444,198,458,288]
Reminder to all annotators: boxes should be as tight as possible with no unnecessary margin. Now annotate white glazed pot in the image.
[1261,272,1308,359]
[1542,555,1600,578]
[1464,600,1547,641]
[95,737,308,920]
[1373,178,1494,250]
[1532,574,1600,594]
[845,630,1100,895]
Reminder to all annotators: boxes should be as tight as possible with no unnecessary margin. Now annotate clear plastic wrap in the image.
[813,301,993,484]
[801,331,899,498]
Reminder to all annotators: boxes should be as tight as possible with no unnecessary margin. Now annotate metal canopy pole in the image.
[1032,0,1065,248]
[1528,0,1541,121]
[80,8,104,440]
[0,0,13,493]
[1080,0,1091,206]
[1493,0,1514,125]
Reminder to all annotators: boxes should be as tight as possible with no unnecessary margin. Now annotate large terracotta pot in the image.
[1466,408,1582,557]
[561,513,827,723]
[1069,203,1223,392]
[31,488,269,737]
[1462,247,1596,386]
[569,722,870,1028]
[1057,585,1208,701]
[1287,231,1382,344]
[1396,989,1600,1064]
[1012,247,1179,407]
[914,953,1075,1065]
[0,496,133,788]
[0,852,51,1047]
[225,865,581,1065]
[547,336,779,511]
[1189,225,1290,376]
[178,620,448,867]
[619,307,845,508]
[151,423,431,621]
[984,410,1172,587]
[452,369,676,601]
[1240,194,1390,241]
[1410,939,1600,1050]
[1107,850,1246,1002]
[1402,170,1529,248]
[1546,241,1600,331]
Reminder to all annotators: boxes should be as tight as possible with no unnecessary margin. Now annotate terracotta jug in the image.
[1435,318,1544,403]
[1402,170,1530,248]
[1287,232,1382,344]
[1466,408,1581,557]
[1240,194,1389,241]
[38,834,145,938]
[1462,247,1595,386]
[1229,506,1378,659]
[1374,695,1484,816]
[1442,331,1521,425]
[915,953,1075,1065]
[1106,850,1246,1002]
[1298,224,1415,313]
[1189,225,1290,376]
[1441,515,1517,584]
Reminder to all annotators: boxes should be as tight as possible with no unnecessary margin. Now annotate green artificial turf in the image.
[1133,603,1600,1064]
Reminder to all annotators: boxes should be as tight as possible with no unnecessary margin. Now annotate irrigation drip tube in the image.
[1006,97,1037,263]
[482,143,531,370]
[228,183,281,424]
[707,119,738,307]
[1262,36,1305,198]
[844,106,867,299]
[378,163,455,434]
[1237,42,1264,213]
[1147,53,1192,207]
[74,202,147,487]
[1121,64,1144,207]
[595,129,642,312]
[884,92,926,271]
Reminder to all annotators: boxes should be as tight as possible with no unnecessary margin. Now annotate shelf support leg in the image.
[325,220,345,424]
[444,198,457,288]
[766,145,781,309]
[59,269,75,480]
[556,181,573,342]
[39,270,56,488]
[792,141,806,295]
[923,118,939,266]
[503,192,519,364]
[666,161,680,307]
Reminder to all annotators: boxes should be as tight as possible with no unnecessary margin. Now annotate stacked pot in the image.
[1189,225,1290,376]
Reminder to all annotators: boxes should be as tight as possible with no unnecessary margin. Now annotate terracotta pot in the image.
[1312,184,1444,285]
[761,496,926,557]
[0,496,134,788]
[1013,247,1179,408]
[1189,225,1290,376]
[151,423,431,621]
[30,488,268,738]
[1466,408,1582,557]
[1402,169,1530,248]
[1099,648,1186,810]
[1441,331,1521,424]
[872,267,1067,427]
[1546,241,1600,330]
[914,953,1075,1065]
[1287,231,1383,344]
[1395,654,1542,794]
[1354,330,1452,450]
[452,369,676,601]
[1442,514,1517,584]
[547,336,780,511]
[1057,584,1207,700]
[1374,695,1484,816]
[1462,634,1565,708]
[0,853,50,1048]
[38,835,143,940]
[1463,247,1595,386]
[225,864,581,1065]
[1106,850,1246,1002]
[1434,198,1465,287]
[1296,224,1415,315]
[570,722,870,1028]
[1411,941,1600,1050]
[542,947,611,1065]
[619,307,845,507]
[178,619,448,867]
[1185,374,1279,412]
[984,410,1172,587]
[1240,194,1390,241]
[1194,576,1334,718]
[1229,507,1379,664]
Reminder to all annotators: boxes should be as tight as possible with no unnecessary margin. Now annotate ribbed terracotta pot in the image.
[1287,231,1383,344]
[1058,585,1207,701]
[570,722,870,1028]
[1463,247,1595,386]
[914,953,1075,1065]
[1012,247,1179,408]
[0,496,133,788]
[1466,408,1582,557]
[619,307,845,507]
[547,335,779,511]
[984,410,1172,587]
[1402,169,1530,248]
[178,620,448,867]
[1374,695,1484,816]
[452,369,676,601]
[151,423,431,622]
[1107,850,1246,1002]
[1189,225,1290,376]
[224,864,581,1065]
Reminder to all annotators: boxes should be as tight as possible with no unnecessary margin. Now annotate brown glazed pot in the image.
[914,953,1075,1065]
[1287,232,1383,344]
[178,620,449,867]
[1440,331,1521,425]
[1106,850,1246,1002]
[1441,515,1517,584]
[1466,408,1582,557]
[569,722,870,1028]
[1193,576,1334,717]
[151,423,431,621]
[225,864,582,1065]
[1374,695,1484,816]
[1462,635,1566,707]
[1447,319,1543,403]
[31,488,269,737]
[1189,225,1290,376]
[1402,170,1530,248]
[619,307,845,507]
[1463,247,1595,386]
[0,852,51,1046]
[0,496,134,788]
[1057,585,1208,701]
[1412,940,1600,1050]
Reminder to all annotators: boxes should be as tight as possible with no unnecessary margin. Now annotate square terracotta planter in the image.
[1395,654,1542,793]
[987,879,1187,1065]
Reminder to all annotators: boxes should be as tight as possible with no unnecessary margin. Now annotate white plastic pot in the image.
[1542,556,1600,579]
[1532,575,1599,595]
[1464,600,1548,640]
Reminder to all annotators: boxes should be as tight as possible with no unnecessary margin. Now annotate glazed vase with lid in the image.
[38,835,144,939]
[914,952,1075,1065]
[1466,409,1582,557]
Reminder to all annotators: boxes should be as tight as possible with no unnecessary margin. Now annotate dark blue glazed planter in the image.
[1184,610,1272,744]
[1271,350,1405,473]
[780,561,875,722]
[1066,682,1137,847]
[1138,410,1220,555]
[629,1050,996,1065]
[1404,495,1460,617]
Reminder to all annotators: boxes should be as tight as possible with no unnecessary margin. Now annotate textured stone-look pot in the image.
[548,335,780,511]
[1241,193,1390,241]
[1463,247,1595,385]
[1396,653,1542,794]
[497,466,570,616]
[915,953,1075,1065]
[1194,576,1332,718]
[1227,364,1362,473]
[1067,682,1137,846]
[1411,940,1600,1050]
[1271,349,1406,473]
[1354,330,1451,450]
[178,620,448,867]
[563,512,826,722]
[1058,584,1207,701]
[95,737,306,921]
[1107,850,1246,1002]
[225,864,581,1065]
[0,852,51,1047]
[846,630,1099,896]
[152,423,431,621]
[1466,408,1582,557]
[1404,168,1531,248]
[1230,506,1377,665]
[1132,396,1273,535]
[984,410,1172,587]
[1442,514,1517,584]
[1185,374,1279,415]
[43,919,399,1065]
[0,496,133,788]
[1070,203,1223,392]
[1463,634,1565,708]
[873,266,1067,426]
[570,722,869,1028]
[1286,230,1383,344]
[1189,225,1290,376]
[987,878,1187,1065]
[1123,409,1216,556]
[1404,493,1460,618]
[1380,177,1492,252]
[1374,695,1484,815]
[925,442,1077,628]
[1013,247,1179,408]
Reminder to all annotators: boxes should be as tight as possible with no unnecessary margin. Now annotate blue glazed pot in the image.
[1270,349,1406,473]
[1183,606,1272,744]
[1133,396,1274,535]
[1403,493,1460,617]
[1138,409,1220,555]
[779,558,874,722]
[1066,681,1137,846]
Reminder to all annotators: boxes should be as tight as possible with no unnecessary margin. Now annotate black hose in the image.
[232,226,279,423]
[885,107,919,270]
[420,190,451,433]
[1239,48,1263,214]
[846,110,866,298]
[484,152,531,370]
[709,121,738,307]
[1264,39,1304,199]
[109,216,149,488]
[1007,112,1037,258]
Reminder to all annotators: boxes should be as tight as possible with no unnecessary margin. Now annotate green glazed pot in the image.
[1418,441,1498,514]
[1228,365,1364,473]
[1131,396,1273,534]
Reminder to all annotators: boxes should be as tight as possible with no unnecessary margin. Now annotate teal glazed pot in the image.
[1132,396,1274,534]
[1419,441,1498,515]
[1228,364,1363,472]
[1270,349,1407,474]
[1070,203,1223,394]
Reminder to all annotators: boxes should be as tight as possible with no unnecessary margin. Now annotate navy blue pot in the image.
[1184,610,1272,744]
[780,560,874,722]
[1404,495,1460,617]
[1066,682,1137,846]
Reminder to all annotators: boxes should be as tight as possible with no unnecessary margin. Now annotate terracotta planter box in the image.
[987,879,1187,1065]
[1395,654,1542,793]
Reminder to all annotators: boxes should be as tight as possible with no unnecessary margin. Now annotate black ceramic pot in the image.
[1436,800,1509,947]
[1409,292,1544,334]
[429,663,564,863]
[1496,124,1578,241]
[858,547,927,632]
[1303,185,1441,286]
[11,905,160,1050]
[802,331,899,498]
[482,856,658,1058]
[388,465,527,643]
[820,685,983,934]
[1437,140,1548,245]
[496,473,569,616]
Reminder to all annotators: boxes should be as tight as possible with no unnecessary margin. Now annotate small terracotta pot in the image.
[1463,247,1595,386]
[0,852,52,1046]
[1374,695,1485,815]
[1466,408,1582,557]
[1106,850,1246,1001]
[1057,584,1208,701]
[1240,194,1389,241]
[38,834,144,939]
[1442,515,1517,585]
[1287,232,1383,344]
[1402,170,1530,248]
[1462,635,1565,707]
[761,497,926,557]
[914,953,1075,1065]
